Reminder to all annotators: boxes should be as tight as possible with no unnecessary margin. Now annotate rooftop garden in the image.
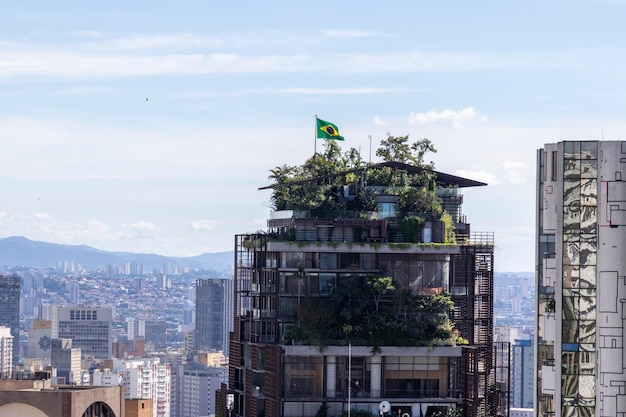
[266,136,471,349]
[286,273,466,351]
[266,135,458,244]
[268,135,438,212]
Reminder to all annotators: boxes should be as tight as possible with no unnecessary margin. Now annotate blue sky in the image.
[1,1,625,271]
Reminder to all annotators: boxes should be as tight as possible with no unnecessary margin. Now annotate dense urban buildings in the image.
[535,141,626,417]
[0,275,20,366]
[0,255,232,417]
[220,140,507,417]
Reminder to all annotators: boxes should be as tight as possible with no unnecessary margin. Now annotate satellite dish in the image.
[379,401,391,415]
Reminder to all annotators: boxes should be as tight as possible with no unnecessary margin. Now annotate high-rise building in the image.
[512,339,534,409]
[178,363,226,417]
[27,320,52,365]
[147,351,185,417]
[93,357,171,417]
[182,299,194,325]
[0,326,13,379]
[535,141,626,417]
[51,306,113,359]
[0,275,20,367]
[66,281,80,303]
[145,320,167,351]
[128,317,146,341]
[219,159,505,417]
[51,338,81,384]
[195,278,232,354]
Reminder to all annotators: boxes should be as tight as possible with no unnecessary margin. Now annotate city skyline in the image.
[2,2,626,271]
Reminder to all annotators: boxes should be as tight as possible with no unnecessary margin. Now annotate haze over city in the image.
[1,1,625,272]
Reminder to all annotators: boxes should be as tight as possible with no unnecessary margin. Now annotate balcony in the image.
[267,240,459,255]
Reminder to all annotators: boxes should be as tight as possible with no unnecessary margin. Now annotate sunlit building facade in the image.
[535,141,626,417]
[219,161,506,417]
[0,326,13,379]
[52,305,113,359]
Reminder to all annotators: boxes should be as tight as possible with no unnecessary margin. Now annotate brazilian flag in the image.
[316,117,344,141]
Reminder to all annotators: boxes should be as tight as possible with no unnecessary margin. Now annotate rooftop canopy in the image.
[259,160,487,190]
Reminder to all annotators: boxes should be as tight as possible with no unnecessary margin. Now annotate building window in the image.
[320,253,337,269]
[383,356,447,398]
[335,356,371,398]
[319,273,336,295]
[283,355,324,398]
[378,202,397,219]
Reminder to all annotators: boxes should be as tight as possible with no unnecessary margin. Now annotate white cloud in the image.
[191,220,218,231]
[14,13,40,22]
[409,107,486,128]
[502,161,528,184]
[0,32,601,81]
[279,87,408,95]
[34,212,51,220]
[455,161,529,187]
[0,211,6,222]
[59,85,120,95]
[87,219,110,232]
[0,116,316,182]
[177,87,411,99]
[320,30,379,39]
[123,221,155,231]
[104,33,212,51]
[66,31,104,40]
[456,169,500,185]
[374,116,392,126]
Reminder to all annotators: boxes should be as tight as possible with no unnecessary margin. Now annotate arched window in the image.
[81,401,116,417]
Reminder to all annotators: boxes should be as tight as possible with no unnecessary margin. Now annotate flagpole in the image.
[314,114,317,155]
[348,342,351,417]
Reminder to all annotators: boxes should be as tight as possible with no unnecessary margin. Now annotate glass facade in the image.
[560,142,597,416]
[0,276,20,366]
[536,141,610,417]
[383,356,452,398]
[283,355,324,398]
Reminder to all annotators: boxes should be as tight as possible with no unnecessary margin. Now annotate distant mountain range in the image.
[0,236,234,272]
